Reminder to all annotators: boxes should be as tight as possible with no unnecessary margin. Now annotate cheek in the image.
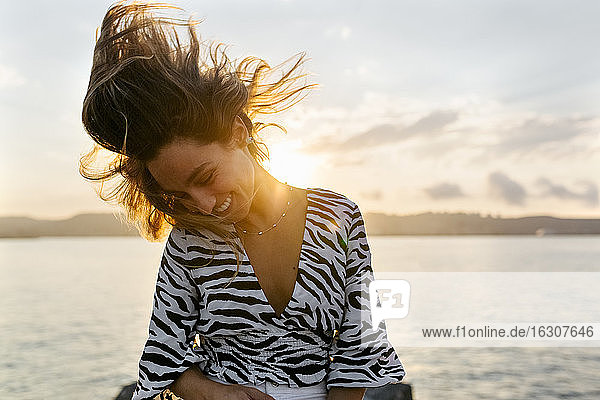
[216,152,254,188]
[232,150,255,179]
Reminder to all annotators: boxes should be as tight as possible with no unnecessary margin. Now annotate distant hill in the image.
[364,212,600,235]
[0,213,138,238]
[1,212,599,238]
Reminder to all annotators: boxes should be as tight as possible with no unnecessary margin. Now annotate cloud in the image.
[360,189,383,201]
[0,64,26,88]
[340,26,352,40]
[494,116,592,154]
[536,178,598,207]
[401,110,459,136]
[487,173,598,209]
[304,109,459,153]
[328,156,366,167]
[424,182,465,199]
[325,25,352,40]
[488,171,527,205]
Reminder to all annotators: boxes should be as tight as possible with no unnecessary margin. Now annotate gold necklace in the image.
[235,185,293,235]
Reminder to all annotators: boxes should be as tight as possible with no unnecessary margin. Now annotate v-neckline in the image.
[237,187,312,319]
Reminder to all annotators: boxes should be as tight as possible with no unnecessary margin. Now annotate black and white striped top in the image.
[132,187,405,400]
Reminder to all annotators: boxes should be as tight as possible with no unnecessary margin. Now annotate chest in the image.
[189,193,350,334]
[236,196,308,317]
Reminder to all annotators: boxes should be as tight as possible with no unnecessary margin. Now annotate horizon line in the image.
[1,210,599,221]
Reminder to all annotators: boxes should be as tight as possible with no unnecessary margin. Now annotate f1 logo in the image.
[369,279,411,326]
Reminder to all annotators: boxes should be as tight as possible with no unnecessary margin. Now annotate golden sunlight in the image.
[263,140,317,188]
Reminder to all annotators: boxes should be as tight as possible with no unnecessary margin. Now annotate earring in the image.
[246,136,254,145]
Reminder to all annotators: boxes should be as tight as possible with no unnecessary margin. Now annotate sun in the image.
[263,140,316,187]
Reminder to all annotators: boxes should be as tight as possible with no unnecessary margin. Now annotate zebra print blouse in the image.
[132,187,405,400]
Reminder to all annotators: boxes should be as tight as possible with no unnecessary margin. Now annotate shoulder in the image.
[168,223,234,250]
[164,225,226,263]
[164,226,189,255]
[306,187,362,236]
[307,187,359,214]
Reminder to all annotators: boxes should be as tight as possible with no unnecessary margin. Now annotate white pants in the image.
[206,375,328,400]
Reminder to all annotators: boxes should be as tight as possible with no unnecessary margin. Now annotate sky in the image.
[1,0,599,219]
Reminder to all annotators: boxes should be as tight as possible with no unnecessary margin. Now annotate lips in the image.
[214,192,232,213]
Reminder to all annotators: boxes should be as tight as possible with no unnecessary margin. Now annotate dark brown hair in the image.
[80,0,315,257]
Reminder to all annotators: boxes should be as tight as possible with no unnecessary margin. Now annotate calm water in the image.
[1,235,599,399]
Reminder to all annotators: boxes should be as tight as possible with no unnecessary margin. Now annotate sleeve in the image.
[326,202,406,389]
[132,229,209,400]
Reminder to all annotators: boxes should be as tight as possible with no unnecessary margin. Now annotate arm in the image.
[327,387,366,400]
[171,366,219,400]
[169,365,222,400]
[132,231,208,400]
[133,230,277,400]
[326,202,405,391]
[169,365,277,400]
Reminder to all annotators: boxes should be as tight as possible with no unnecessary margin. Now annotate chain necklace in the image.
[234,185,293,235]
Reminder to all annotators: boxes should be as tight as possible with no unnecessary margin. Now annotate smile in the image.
[214,193,232,213]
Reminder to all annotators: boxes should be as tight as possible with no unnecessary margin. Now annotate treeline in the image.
[364,212,600,235]
[1,212,599,238]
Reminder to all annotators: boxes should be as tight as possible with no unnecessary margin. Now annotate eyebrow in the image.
[184,162,215,187]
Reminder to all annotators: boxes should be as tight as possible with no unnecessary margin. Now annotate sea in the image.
[1,235,599,399]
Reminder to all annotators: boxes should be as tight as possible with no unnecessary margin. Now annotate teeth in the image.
[214,193,232,213]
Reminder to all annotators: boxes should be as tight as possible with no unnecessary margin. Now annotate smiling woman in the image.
[79,2,313,244]
[145,135,255,218]
[79,2,404,400]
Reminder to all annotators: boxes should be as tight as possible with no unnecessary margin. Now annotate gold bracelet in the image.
[153,388,184,400]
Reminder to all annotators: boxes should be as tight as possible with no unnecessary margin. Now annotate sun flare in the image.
[263,140,317,188]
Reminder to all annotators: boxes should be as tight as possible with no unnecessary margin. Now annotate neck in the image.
[237,163,291,230]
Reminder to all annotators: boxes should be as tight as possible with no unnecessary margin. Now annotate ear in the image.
[230,115,249,148]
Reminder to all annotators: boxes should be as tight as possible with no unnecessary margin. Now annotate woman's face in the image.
[146,118,255,222]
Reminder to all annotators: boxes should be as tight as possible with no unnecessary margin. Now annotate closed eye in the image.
[165,170,217,197]
[194,170,216,186]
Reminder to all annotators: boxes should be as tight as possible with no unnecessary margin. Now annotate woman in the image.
[80,2,405,400]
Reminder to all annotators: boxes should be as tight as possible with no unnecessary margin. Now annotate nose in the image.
[187,188,217,215]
